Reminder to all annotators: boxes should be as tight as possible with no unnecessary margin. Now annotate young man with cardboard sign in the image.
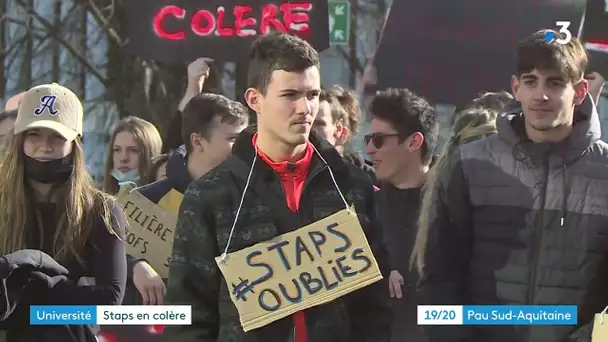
[165,32,391,342]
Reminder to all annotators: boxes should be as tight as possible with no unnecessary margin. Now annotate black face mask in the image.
[24,154,74,184]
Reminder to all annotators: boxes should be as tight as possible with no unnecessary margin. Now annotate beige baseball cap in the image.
[14,83,83,141]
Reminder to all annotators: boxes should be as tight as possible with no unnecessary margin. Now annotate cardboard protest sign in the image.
[375,0,586,106]
[215,208,383,331]
[592,306,608,341]
[116,186,177,278]
[125,0,330,63]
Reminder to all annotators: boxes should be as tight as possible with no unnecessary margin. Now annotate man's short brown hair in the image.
[319,86,360,137]
[181,93,249,153]
[516,29,588,83]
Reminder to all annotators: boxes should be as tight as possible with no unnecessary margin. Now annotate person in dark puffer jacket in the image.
[418,30,608,342]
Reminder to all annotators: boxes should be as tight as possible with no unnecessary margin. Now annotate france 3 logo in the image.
[545,21,572,44]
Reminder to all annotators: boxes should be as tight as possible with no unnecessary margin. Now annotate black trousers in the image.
[389,297,428,342]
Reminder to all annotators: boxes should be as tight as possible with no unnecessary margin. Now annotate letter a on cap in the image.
[34,95,59,116]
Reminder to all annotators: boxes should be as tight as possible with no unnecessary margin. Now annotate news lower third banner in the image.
[30,305,191,325]
[417,305,578,325]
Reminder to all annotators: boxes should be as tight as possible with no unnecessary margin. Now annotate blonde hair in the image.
[0,134,118,265]
[0,130,14,157]
[410,108,498,276]
[103,116,162,194]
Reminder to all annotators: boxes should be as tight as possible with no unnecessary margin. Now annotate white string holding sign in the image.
[219,143,354,263]
[213,141,382,332]
[600,305,608,325]
[592,305,608,341]
[220,150,258,262]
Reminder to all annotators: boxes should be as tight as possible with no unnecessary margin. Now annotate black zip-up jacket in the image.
[164,128,391,342]
[0,250,94,341]
[420,94,608,342]
[343,152,377,186]
[0,250,69,319]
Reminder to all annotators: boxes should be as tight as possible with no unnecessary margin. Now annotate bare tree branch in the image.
[14,0,108,86]
[62,1,82,24]
[4,34,28,68]
[82,0,124,47]
[78,0,163,101]
[4,16,48,38]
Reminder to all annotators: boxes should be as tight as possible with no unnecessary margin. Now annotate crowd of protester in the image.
[0,27,606,342]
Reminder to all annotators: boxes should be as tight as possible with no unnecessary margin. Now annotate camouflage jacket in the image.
[164,128,391,342]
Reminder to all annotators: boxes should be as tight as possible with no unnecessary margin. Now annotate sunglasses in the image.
[364,133,401,149]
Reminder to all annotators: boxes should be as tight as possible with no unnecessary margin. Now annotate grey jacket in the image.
[420,94,608,342]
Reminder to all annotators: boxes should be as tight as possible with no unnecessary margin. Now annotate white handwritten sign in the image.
[116,186,177,278]
[215,207,383,331]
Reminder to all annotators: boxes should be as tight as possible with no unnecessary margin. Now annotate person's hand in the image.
[388,270,404,299]
[585,72,605,105]
[178,57,214,111]
[186,57,214,92]
[133,261,165,305]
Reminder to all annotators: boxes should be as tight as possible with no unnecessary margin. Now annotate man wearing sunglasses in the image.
[366,88,438,342]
